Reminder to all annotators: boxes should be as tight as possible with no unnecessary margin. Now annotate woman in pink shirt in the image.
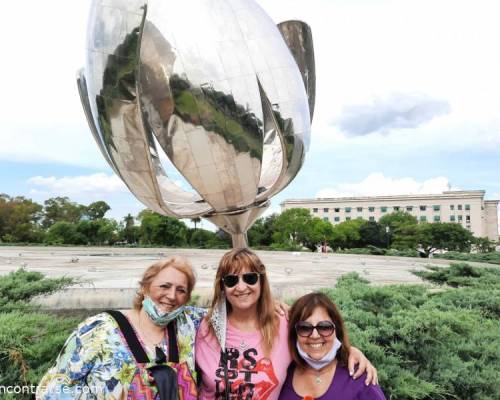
[195,248,377,400]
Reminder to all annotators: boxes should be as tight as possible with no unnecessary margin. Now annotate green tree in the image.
[329,219,366,249]
[42,197,85,229]
[76,220,100,244]
[302,218,335,251]
[119,213,139,244]
[379,212,418,249]
[77,218,118,245]
[271,208,333,250]
[474,236,496,253]
[272,208,314,247]
[95,218,118,245]
[44,221,86,245]
[215,229,232,248]
[85,201,111,220]
[190,217,201,230]
[417,222,474,257]
[138,210,188,246]
[358,221,387,248]
[248,214,278,247]
[188,228,228,248]
[0,194,44,243]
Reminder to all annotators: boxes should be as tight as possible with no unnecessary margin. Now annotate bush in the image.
[319,263,500,399]
[414,262,500,288]
[337,247,420,257]
[434,251,500,265]
[0,269,78,398]
[337,247,373,255]
[386,248,420,258]
[0,269,73,312]
[269,242,306,252]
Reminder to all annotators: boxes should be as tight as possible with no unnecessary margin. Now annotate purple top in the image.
[278,365,386,400]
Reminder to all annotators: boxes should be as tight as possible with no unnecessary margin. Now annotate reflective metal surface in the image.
[79,0,315,247]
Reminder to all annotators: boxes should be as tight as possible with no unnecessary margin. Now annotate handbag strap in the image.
[106,310,180,364]
[106,310,150,364]
[167,321,179,363]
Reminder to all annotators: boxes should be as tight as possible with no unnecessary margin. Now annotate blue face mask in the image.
[142,297,185,326]
[296,337,342,370]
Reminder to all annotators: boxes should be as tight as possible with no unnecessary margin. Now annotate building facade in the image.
[281,191,499,241]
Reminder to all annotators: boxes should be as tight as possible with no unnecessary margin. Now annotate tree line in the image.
[1,194,496,255]
[0,194,229,248]
[248,208,497,256]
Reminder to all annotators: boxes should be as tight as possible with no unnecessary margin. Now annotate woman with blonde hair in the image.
[37,256,205,399]
[196,248,377,400]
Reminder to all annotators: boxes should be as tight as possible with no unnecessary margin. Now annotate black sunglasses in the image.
[222,272,260,288]
[295,321,335,337]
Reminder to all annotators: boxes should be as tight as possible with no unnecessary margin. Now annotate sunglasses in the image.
[222,272,260,288]
[295,321,335,337]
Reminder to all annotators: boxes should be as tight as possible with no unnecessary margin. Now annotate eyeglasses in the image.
[295,321,335,337]
[222,272,260,288]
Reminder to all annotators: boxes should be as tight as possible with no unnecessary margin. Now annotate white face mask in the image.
[296,337,342,370]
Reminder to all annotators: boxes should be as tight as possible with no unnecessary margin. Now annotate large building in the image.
[281,190,499,241]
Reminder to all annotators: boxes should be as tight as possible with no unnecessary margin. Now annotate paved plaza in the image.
[0,246,461,310]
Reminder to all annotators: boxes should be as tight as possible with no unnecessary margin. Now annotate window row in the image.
[313,204,471,213]
[322,215,471,223]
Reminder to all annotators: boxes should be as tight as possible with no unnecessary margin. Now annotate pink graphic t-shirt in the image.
[196,314,291,400]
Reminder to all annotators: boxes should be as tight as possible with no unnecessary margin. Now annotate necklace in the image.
[239,339,247,350]
[138,311,165,348]
[312,363,333,385]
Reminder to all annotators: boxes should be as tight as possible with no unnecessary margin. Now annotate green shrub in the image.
[338,247,420,257]
[434,251,500,265]
[414,262,500,288]
[0,269,77,398]
[337,247,372,255]
[0,269,73,312]
[269,242,305,251]
[386,248,420,257]
[319,263,500,399]
[0,312,78,390]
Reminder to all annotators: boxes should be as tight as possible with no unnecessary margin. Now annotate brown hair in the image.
[206,248,278,352]
[133,256,196,310]
[288,292,351,369]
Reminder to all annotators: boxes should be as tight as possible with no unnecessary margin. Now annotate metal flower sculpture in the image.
[78,0,315,247]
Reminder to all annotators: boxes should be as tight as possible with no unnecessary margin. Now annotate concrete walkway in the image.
[0,246,458,310]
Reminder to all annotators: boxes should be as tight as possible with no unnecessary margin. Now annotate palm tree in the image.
[190,217,201,230]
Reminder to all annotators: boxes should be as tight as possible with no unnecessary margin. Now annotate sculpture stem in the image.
[231,233,248,249]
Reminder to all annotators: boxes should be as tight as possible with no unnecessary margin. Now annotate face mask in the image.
[296,337,342,370]
[142,297,185,326]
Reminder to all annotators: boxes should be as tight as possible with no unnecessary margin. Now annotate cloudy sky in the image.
[0,0,499,229]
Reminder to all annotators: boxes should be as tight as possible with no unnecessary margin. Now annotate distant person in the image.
[278,292,386,400]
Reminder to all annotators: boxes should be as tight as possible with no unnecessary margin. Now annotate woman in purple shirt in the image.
[279,293,386,400]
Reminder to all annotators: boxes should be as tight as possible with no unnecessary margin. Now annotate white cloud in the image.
[316,173,456,198]
[334,92,450,136]
[27,173,126,197]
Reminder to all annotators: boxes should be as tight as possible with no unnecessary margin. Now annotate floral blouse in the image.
[37,306,206,399]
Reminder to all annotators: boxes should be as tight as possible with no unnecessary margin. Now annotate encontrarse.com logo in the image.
[0,385,38,395]
[0,385,101,395]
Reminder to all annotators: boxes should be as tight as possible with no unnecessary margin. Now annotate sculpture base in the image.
[205,201,269,249]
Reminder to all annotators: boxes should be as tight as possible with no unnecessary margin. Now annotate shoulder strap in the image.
[106,310,150,364]
[167,321,179,363]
